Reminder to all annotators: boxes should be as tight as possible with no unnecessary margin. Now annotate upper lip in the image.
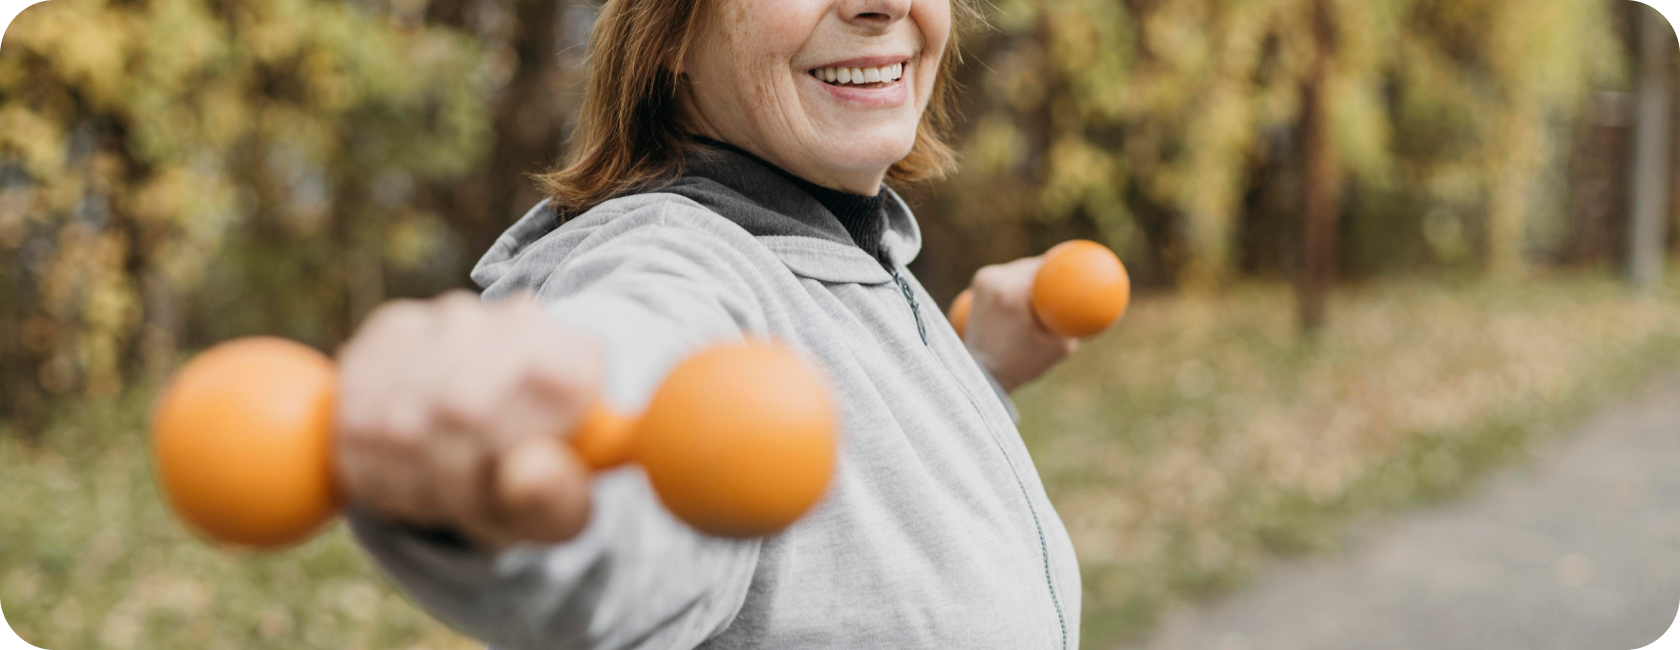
[808,55,912,71]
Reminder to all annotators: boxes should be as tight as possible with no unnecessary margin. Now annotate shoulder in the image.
[473,192,767,299]
[569,190,756,243]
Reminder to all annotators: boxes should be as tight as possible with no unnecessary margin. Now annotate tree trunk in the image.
[1298,0,1341,334]
[424,0,575,259]
[1629,3,1672,290]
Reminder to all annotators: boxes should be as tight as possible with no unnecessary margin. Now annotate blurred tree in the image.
[1297,0,1339,332]
[1627,3,1672,290]
[0,0,1644,429]
[0,0,494,432]
[915,0,1624,320]
[413,0,590,258]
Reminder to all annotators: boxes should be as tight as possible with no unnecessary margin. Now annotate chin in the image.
[815,127,919,177]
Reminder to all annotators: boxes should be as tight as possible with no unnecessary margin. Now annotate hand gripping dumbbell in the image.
[152,337,837,550]
[948,240,1131,340]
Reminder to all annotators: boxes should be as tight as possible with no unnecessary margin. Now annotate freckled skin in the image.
[680,0,951,195]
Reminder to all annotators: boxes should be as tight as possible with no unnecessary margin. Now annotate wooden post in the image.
[1298,0,1341,333]
[1630,4,1673,290]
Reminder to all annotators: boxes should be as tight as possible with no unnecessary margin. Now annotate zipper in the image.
[882,261,1068,648]
[887,264,929,346]
[938,342,1069,649]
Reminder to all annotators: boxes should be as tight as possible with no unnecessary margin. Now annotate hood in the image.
[471,144,923,291]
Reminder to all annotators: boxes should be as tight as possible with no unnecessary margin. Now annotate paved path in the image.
[1125,372,1680,650]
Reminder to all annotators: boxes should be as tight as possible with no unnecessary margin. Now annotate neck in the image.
[686,137,893,266]
[680,115,887,195]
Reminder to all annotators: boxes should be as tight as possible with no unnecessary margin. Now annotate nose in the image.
[837,0,911,32]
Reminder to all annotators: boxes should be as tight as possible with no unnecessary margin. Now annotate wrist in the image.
[965,341,1023,394]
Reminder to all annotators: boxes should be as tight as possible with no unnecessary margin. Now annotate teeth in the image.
[811,62,905,86]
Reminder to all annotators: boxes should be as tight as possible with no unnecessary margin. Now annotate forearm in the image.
[969,349,1022,424]
[349,469,759,650]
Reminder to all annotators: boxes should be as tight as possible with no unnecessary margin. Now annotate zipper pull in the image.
[888,266,929,346]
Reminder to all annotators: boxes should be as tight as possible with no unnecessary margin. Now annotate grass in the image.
[2,272,1678,649]
[0,394,478,649]
[1013,273,1680,646]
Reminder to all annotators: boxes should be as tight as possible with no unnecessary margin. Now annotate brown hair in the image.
[536,0,980,217]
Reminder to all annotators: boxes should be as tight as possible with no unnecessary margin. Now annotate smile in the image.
[809,62,906,88]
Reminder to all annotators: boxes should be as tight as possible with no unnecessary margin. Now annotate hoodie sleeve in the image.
[347,199,778,650]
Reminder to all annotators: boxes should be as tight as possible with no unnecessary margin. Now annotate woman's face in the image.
[680,0,950,195]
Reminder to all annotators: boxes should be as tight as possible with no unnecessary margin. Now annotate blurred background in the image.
[2,0,1679,648]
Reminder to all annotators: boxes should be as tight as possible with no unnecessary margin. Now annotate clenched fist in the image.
[334,291,601,549]
[961,257,1079,393]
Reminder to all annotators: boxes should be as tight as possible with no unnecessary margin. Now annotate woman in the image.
[341,0,1084,646]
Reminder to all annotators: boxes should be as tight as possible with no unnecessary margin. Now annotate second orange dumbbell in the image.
[949,240,1131,340]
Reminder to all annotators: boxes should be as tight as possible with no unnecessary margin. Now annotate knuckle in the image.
[366,300,430,336]
[434,457,486,524]
[499,291,542,314]
[377,405,429,450]
[435,392,494,431]
[338,460,385,508]
[530,340,600,399]
[438,290,482,311]
[973,265,1006,288]
[337,413,375,448]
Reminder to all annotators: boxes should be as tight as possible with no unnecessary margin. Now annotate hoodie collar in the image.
[473,143,923,289]
[655,142,922,284]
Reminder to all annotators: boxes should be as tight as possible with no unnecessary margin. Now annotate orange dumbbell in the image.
[949,240,1130,340]
[151,337,837,551]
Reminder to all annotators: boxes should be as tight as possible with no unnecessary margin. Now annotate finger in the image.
[493,290,542,313]
[470,330,599,462]
[973,261,1037,310]
[429,428,491,527]
[344,449,416,521]
[337,300,433,438]
[400,320,483,433]
[1010,254,1046,276]
[334,437,378,507]
[337,367,430,517]
[492,437,593,544]
[484,377,583,458]
[363,403,440,524]
[433,324,542,439]
[524,327,604,423]
[436,289,483,312]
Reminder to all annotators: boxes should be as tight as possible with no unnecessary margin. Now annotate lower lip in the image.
[808,72,909,108]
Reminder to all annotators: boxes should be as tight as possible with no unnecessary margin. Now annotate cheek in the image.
[732,0,821,68]
[912,0,951,105]
[726,0,822,103]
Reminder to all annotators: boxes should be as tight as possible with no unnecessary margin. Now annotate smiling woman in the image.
[538,0,977,211]
[338,0,1094,648]
[675,0,950,192]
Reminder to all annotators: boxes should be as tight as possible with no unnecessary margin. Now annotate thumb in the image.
[493,436,594,544]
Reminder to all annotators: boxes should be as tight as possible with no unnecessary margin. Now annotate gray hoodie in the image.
[348,144,1082,649]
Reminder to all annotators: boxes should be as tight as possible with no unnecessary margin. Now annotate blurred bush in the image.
[0,0,592,431]
[0,0,1660,430]
[914,0,1628,293]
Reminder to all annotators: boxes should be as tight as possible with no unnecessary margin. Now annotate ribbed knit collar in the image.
[688,137,890,263]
